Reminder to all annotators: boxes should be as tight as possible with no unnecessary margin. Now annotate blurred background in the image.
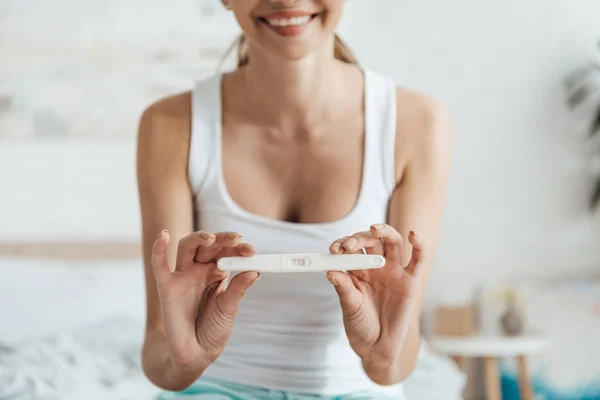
[1,0,599,399]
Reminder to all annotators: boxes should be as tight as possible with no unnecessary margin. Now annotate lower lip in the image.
[261,15,317,37]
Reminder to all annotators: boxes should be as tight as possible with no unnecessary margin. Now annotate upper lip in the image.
[260,10,318,19]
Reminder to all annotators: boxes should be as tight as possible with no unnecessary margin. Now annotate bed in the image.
[0,242,160,399]
[0,242,465,400]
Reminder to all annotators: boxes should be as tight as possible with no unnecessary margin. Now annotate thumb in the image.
[151,230,172,285]
[326,271,362,316]
[217,272,260,317]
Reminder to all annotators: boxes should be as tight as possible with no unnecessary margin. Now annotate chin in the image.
[269,42,327,63]
[251,34,335,64]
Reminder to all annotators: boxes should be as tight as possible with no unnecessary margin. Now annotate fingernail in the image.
[157,229,167,239]
[372,224,385,231]
[326,273,338,286]
[345,237,358,250]
[226,232,240,239]
[250,273,261,286]
[200,232,213,240]
[332,242,341,253]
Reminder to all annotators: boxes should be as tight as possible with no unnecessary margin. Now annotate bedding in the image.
[0,316,160,400]
[0,256,155,399]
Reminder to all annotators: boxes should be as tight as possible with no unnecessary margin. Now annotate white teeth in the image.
[266,16,311,27]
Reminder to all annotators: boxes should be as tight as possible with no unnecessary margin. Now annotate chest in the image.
[221,119,366,224]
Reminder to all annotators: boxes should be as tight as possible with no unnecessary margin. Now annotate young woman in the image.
[136,1,452,399]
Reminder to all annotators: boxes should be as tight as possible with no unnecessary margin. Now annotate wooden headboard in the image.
[0,242,141,260]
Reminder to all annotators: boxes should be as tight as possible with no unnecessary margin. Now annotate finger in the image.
[194,245,220,264]
[405,231,425,276]
[151,230,172,285]
[214,243,256,263]
[196,243,255,265]
[326,271,363,316]
[329,236,350,254]
[340,231,384,255]
[214,232,244,247]
[216,271,261,317]
[176,231,217,269]
[194,232,244,262]
[370,223,404,265]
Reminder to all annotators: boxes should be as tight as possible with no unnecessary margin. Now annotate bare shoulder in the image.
[394,87,452,179]
[137,92,192,173]
[138,91,192,142]
[395,86,452,150]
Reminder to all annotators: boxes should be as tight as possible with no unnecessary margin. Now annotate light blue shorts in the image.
[156,377,398,400]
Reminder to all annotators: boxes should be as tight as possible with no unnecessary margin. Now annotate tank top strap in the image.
[188,73,222,194]
[363,69,398,198]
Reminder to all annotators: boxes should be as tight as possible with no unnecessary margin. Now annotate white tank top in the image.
[188,68,402,397]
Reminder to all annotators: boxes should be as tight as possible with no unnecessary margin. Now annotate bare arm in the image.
[136,93,203,389]
[370,92,452,382]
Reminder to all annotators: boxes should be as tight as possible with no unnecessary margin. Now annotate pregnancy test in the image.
[217,253,385,273]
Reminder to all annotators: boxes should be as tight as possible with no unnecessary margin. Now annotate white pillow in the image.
[0,257,147,346]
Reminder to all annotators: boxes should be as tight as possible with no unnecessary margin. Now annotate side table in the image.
[430,333,550,400]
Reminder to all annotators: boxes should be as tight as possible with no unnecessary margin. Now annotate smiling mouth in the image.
[257,13,320,28]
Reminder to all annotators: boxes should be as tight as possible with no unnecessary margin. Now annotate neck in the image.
[240,37,347,129]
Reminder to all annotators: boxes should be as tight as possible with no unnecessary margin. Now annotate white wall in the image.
[2,0,600,300]
[0,141,139,241]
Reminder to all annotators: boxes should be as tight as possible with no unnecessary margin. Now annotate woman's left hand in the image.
[327,223,425,370]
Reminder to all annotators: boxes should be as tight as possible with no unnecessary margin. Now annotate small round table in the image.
[429,333,550,400]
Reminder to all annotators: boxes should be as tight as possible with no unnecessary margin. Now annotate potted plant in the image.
[564,40,600,213]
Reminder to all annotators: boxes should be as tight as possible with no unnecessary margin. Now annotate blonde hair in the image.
[228,33,358,68]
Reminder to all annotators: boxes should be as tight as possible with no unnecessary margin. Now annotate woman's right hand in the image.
[151,230,259,373]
